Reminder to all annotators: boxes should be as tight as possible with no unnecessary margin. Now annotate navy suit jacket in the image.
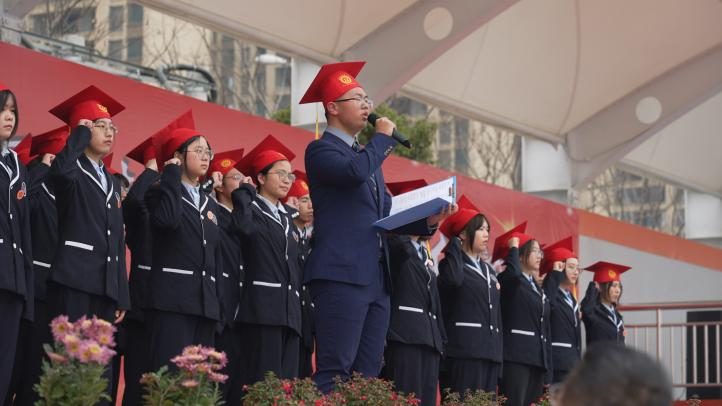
[304,130,431,288]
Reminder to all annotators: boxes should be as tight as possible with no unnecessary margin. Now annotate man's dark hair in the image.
[559,342,672,406]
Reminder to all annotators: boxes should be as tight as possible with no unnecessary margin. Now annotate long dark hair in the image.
[1,89,19,138]
[460,213,489,252]
[599,281,623,304]
[519,239,539,267]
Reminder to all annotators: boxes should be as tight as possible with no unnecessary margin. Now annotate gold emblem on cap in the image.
[338,74,353,85]
[221,159,232,168]
[97,104,108,113]
[608,270,617,278]
[300,180,308,191]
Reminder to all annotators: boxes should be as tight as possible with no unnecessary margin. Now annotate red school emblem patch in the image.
[207,210,217,225]
[16,182,27,200]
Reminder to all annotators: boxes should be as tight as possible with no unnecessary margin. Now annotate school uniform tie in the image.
[527,274,540,295]
[95,164,108,192]
[1,152,14,177]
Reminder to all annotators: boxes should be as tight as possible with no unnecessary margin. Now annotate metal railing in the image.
[618,301,722,389]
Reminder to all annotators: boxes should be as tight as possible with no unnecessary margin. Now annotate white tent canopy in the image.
[93,0,722,194]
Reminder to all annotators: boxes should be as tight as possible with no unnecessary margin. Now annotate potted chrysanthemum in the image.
[34,315,117,406]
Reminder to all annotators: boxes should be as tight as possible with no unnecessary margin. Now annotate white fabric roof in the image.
[133,0,722,194]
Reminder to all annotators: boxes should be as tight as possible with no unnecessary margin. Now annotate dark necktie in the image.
[2,153,14,177]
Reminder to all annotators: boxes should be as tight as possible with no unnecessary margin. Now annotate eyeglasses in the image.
[185,147,214,160]
[224,174,243,181]
[93,120,119,136]
[267,170,296,182]
[334,95,373,108]
[531,249,544,258]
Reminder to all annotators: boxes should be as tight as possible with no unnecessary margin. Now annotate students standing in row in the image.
[209,147,252,406]
[0,84,33,402]
[582,261,631,345]
[383,179,446,406]
[283,170,315,378]
[437,195,502,398]
[496,223,551,406]
[540,237,581,384]
[233,135,303,387]
[144,118,223,371]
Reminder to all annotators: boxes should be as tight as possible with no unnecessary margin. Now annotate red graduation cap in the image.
[236,135,296,179]
[386,179,427,196]
[299,62,366,106]
[209,148,245,176]
[540,236,577,276]
[149,110,197,165]
[30,126,69,157]
[491,222,532,262]
[440,195,480,239]
[284,170,310,202]
[49,85,125,126]
[14,134,33,166]
[102,153,120,176]
[126,137,156,166]
[585,261,631,283]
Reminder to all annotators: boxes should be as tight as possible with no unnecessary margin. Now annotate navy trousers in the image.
[310,265,390,393]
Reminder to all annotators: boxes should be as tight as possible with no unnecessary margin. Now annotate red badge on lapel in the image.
[207,210,217,225]
[16,182,27,200]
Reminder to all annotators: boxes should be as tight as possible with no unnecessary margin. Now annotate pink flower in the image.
[46,351,68,364]
[181,379,199,388]
[96,332,115,347]
[62,334,81,358]
[50,315,74,341]
[208,372,228,383]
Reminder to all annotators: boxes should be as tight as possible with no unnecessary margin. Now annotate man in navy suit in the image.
[300,62,455,392]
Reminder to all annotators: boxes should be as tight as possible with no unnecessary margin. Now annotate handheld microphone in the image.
[367,113,412,149]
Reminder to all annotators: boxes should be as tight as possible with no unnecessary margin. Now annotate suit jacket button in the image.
[107,230,111,236]
[202,271,206,276]
[107,204,111,209]
[107,256,111,262]
[288,285,292,290]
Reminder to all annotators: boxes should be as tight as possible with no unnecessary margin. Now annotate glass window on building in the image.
[127,37,143,62]
[108,39,123,59]
[275,66,291,88]
[454,117,469,143]
[128,4,144,27]
[438,150,452,169]
[439,121,452,145]
[277,94,291,110]
[255,99,267,117]
[455,148,469,172]
[31,14,49,35]
[66,8,95,33]
[109,6,124,32]
[255,68,267,95]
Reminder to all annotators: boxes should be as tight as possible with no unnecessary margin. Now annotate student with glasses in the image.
[437,195,502,399]
[46,86,130,404]
[282,170,315,379]
[232,135,303,388]
[208,147,253,406]
[540,237,582,385]
[494,223,551,406]
[144,117,223,372]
